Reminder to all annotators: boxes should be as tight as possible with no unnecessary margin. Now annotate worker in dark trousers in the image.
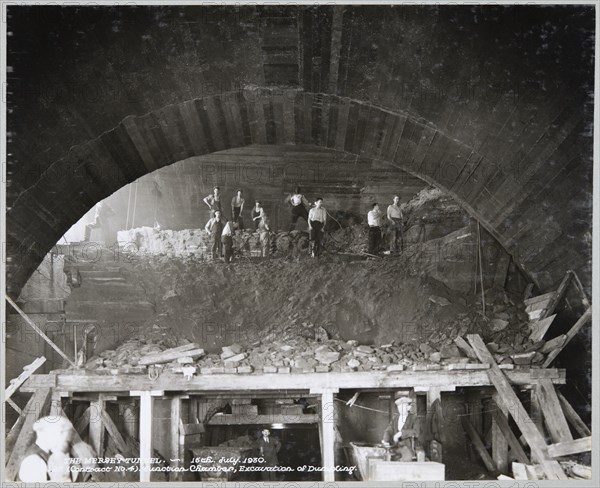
[308,197,327,258]
[287,186,310,230]
[367,202,384,255]
[203,186,222,219]
[231,189,245,229]
[256,428,281,481]
[222,219,238,263]
[205,210,226,259]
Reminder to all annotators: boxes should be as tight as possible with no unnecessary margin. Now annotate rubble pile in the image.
[79,305,560,376]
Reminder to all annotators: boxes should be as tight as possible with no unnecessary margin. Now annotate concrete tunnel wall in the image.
[6,5,594,297]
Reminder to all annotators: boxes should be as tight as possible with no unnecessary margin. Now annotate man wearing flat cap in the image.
[381,393,421,461]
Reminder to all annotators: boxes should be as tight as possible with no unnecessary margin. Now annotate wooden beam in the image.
[5,357,46,399]
[170,397,182,481]
[138,344,203,365]
[89,396,106,457]
[570,270,590,308]
[461,416,497,472]
[208,414,320,425]
[536,379,573,443]
[138,391,154,482]
[491,403,530,464]
[101,410,131,456]
[4,388,52,481]
[541,272,573,319]
[75,406,91,435]
[556,391,591,437]
[547,436,592,458]
[528,315,557,342]
[320,390,336,482]
[491,393,509,473]
[543,307,592,367]
[20,368,567,393]
[5,296,76,367]
[524,291,555,306]
[5,392,40,455]
[7,398,22,415]
[454,336,477,359]
[466,334,567,480]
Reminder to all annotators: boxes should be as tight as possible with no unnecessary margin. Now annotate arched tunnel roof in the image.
[5,4,594,296]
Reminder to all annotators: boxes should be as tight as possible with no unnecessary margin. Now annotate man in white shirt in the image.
[308,197,327,258]
[221,219,238,263]
[387,195,404,252]
[367,203,383,254]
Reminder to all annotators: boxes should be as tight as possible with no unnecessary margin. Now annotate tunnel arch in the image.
[7,88,586,297]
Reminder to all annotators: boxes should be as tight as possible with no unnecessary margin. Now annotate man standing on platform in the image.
[387,195,404,253]
[308,197,327,258]
[367,203,384,255]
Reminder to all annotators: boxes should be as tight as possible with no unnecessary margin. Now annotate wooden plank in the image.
[466,334,567,480]
[7,398,22,414]
[512,462,529,480]
[541,272,573,319]
[89,396,106,457]
[4,388,52,481]
[208,414,319,425]
[491,403,530,464]
[75,406,91,435]
[462,416,497,472]
[5,357,47,400]
[547,436,591,458]
[454,336,477,359]
[524,292,555,306]
[525,298,553,314]
[556,391,591,437]
[170,397,182,481]
[5,296,76,367]
[537,379,573,443]
[101,409,130,456]
[540,335,567,354]
[21,368,567,393]
[523,283,535,300]
[139,391,154,482]
[492,393,509,473]
[138,347,204,366]
[529,314,557,343]
[543,307,592,367]
[5,392,40,455]
[570,270,590,308]
[320,390,336,482]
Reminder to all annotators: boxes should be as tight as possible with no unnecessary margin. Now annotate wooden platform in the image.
[21,368,566,394]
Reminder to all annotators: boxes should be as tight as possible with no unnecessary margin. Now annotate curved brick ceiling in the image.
[6,5,594,296]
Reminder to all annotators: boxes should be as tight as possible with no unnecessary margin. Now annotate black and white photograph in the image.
[1,1,596,483]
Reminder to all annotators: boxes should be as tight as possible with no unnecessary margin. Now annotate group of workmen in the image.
[202,186,405,262]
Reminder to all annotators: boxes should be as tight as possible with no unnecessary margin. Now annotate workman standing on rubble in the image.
[367,202,384,255]
[381,393,422,462]
[387,195,404,252]
[205,210,226,259]
[222,219,238,263]
[308,197,327,258]
[287,186,310,230]
[203,186,222,219]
